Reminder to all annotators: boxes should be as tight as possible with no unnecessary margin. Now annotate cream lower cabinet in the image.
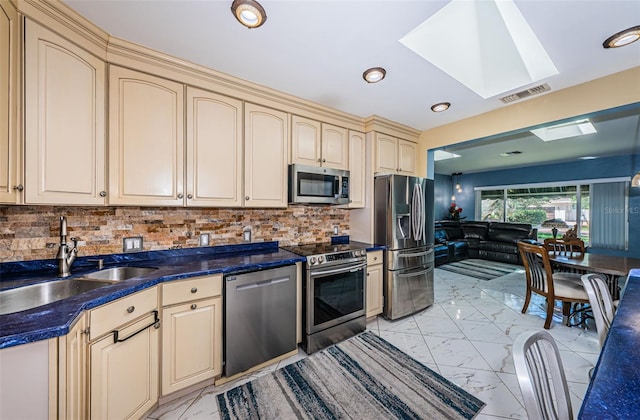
[24,19,106,205]
[88,287,159,419]
[366,251,384,318]
[58,314,87,420]
[161,275,223,395]
[0,1,20,204]
[109,65,184,206]
[244,103,289,207]
[374,133,417,176]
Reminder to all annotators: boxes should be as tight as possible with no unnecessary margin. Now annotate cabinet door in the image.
[244,103,289,208]
[90,314,159,419]
[109,66,184,206]
[374,133,397,175]
[291,115,321,166]
[59,314,87,420]
[366,264,384,318]
[397,139,417,176]
[348,130,365,208]
[186,87,242,207]
[321,124,348,169]
[161,297,222,395]
[0,1,19,204]
[24,20,106,205]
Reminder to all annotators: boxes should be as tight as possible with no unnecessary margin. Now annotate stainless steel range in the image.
[281,243,367,354]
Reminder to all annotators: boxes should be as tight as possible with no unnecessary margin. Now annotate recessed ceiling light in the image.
[434,150,461,161]
[530,119,597,142]
[603,25,640,48]
[431,102,451,112]
[362,67,386,83]
[231,0,267,29]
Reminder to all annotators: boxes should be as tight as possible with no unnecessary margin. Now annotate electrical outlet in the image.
[199,233,210,246]
[333,226,339,235]
[123,236,143,253]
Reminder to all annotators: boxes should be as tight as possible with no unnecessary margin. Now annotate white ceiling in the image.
[63,0,640,174]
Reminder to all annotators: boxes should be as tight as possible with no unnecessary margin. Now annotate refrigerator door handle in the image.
[397,268,432,278]
[398,249,433,258]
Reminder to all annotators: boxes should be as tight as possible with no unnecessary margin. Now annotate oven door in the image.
[306,262,366,334]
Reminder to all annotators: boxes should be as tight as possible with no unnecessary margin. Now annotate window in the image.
[476,179,628,249]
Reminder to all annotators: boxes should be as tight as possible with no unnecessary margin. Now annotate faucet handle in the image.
[70,237,78,249]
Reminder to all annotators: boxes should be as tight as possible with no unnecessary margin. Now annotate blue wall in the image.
[434,154,640,258]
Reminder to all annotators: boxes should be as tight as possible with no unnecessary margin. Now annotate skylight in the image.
[530,119,597,142]
[434,150,461,161]
[399,0,558,99]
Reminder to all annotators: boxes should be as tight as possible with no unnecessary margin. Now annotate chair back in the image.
[581,273,615,348]
[518,241,554,295]
[544,238,585,257]
[513,330,573,420]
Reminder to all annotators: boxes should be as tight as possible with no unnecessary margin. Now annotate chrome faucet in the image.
[56,216,78,277]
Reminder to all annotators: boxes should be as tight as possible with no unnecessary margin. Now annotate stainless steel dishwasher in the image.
[224,264,297,376]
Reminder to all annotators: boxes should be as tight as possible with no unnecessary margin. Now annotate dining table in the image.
[548,252,640,300]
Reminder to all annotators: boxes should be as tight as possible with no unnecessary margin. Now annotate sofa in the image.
[434,220,538,266]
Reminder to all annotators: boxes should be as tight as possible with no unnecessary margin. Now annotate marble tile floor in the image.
[147,266,600,420]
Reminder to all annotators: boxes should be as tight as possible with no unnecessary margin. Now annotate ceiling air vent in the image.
[499,83,551,104]
[499,151,523,157]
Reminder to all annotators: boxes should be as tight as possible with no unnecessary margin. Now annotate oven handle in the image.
[397,268,432,278]
[310,262,367,277]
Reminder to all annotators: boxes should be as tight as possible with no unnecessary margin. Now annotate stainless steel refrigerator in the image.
[374,174,435,320]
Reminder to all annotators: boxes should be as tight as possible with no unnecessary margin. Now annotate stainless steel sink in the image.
[79,266,157,282]
[0,279,112,316]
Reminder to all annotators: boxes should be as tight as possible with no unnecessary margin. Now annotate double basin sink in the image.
[0,267,157,316]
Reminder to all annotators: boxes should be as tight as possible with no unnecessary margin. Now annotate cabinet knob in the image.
[374,257,378,261]
[322,159,326,163]
[127,306,135,314]
[245,196,250,200]
[191,304,197,310]
[12,184,24,192]
[187,194,193,199]
[177,193,184,199]
[367,273,370,276]
[191,287,198,294]
[99,191,107,197]
[317,158,322,162]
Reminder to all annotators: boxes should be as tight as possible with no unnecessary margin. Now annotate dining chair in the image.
[543,237,586,257]
[517,241,589,329]
[581,273,615,348]
[513,330,573,420]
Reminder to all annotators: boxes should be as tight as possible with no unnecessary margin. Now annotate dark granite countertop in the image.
[0,242,304,349]
[578,268,640,418]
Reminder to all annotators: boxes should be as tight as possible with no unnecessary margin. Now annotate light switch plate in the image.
[199,233,210,246]
[123,236,143,253]
[333,226,339,235]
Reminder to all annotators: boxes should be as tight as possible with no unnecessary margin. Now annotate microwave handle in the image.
[334,177,340,196]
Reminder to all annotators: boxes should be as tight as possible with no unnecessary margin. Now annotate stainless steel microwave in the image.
[288,164,350,205]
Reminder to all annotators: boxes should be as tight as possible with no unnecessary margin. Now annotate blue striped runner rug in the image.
[438,259,522,280]
[217,332,485,419]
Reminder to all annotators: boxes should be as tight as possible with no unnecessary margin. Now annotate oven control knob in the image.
[309,256,316,265]
[355,250,362,256]
[318,255,325,264]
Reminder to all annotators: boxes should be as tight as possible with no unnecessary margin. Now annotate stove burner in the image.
[281,243,367,267]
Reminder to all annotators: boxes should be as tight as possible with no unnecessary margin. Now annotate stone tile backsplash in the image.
[0,206,350,262]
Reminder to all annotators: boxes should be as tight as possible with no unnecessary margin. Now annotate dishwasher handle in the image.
[234,276,290,292]
[112,310,159,344]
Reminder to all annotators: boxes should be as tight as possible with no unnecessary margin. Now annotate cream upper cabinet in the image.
[348,130,366,208]
[24,20,106,205]
[321,124,348,169]
[58,314,87,420]
[109,65,184,206]
[397,139,417,176]
[244,103,289,208]
[290,116,347,170]
[0,1,20,204]
[374,132,417,176]
[366,251,383,318]
[186,87,243,207]
[290,115,321,166]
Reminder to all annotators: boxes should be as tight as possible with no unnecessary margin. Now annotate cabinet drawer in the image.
[162,275,222,306]
[89,287,158,341]
[367,250,383,266]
